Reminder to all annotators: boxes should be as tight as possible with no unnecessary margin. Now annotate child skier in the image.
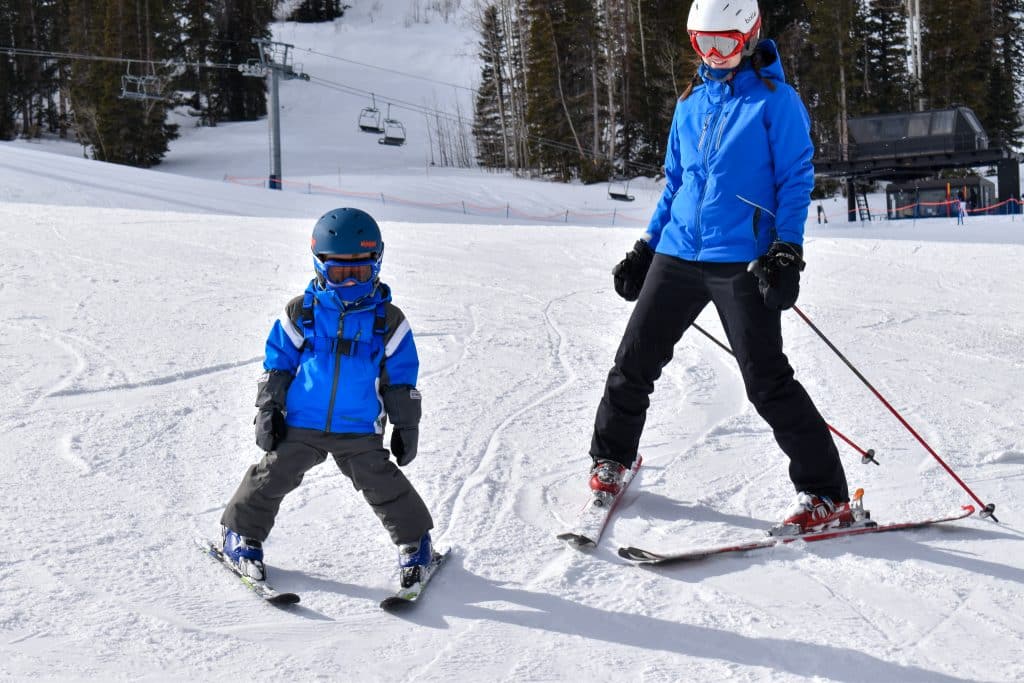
[220,207,436,591]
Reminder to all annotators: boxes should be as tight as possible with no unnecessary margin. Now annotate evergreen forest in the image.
[1,0,1020,177]
[473,0,1024,180]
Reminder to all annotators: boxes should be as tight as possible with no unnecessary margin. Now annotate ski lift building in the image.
[845,107,989,160]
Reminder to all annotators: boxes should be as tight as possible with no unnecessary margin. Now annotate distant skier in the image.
[219,207,436,590]
[594,0,851,534]
[957,198,967,225]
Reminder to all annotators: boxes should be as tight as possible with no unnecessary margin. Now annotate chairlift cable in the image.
[307,74,661,175]
[291,45,476,93]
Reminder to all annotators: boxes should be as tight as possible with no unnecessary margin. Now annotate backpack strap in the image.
[299,293,389,358]
[372,303,388,358]
[300,289,317,349]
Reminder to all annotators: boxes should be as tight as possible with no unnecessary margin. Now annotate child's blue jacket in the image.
[263,281,418,434]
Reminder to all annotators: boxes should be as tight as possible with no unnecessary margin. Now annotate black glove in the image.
[253,369,293,452]
[383,386,422,467]
[612,239,654,301]
[748,241,805,311]
[390,426,419,467]
[254,407,287,452]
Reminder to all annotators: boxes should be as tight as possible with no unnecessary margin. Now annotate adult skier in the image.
[219,207,436,590]
[590,0,851,533]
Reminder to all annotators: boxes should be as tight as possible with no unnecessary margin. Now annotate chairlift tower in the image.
[244,38,310,190]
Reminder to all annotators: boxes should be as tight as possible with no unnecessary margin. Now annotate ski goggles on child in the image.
[315,256,379,287]
[688,20,760,60]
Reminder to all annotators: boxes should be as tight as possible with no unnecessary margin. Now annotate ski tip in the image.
[557,532,596,548]
[617,546,657,562]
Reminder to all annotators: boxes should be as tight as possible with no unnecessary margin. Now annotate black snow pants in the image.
[221,429,433,545]
[590,254,849,503]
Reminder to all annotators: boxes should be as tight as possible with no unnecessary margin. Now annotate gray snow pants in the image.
[220,428,433,546]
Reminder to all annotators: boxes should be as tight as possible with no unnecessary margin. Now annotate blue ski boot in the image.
[398,532,433,588]
[222,527,266,581]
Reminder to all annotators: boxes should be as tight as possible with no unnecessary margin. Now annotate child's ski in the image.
[196,538,300,606]
[380,549,450,611]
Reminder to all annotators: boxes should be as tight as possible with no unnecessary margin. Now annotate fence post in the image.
[506,203,510,218]
[564,210,569,223]
[462,201,467,215]
[612,208,617,226]
[381,193,386,205]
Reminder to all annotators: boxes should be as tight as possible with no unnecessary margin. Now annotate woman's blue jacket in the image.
[645,40,815,262]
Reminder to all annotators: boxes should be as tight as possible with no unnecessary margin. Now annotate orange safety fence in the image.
[224,175,650,226]
[817,196,1023,223]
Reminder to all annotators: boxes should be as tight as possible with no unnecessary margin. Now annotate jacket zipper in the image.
[715,105,732,150]
[324,311,346,432]
[696,112,713,152]
[695,106,723,257]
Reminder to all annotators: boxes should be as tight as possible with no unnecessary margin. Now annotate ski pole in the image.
[690,322,879,466]
[789,304,998,522]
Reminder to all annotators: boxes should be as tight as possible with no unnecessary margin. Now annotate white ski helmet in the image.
[687,0,761,58]
[687,0,759,33]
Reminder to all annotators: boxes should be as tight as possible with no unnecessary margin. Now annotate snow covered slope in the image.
[2,4,1024,682]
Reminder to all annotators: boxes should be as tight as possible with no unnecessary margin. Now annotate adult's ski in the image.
[380,549,449,611]
[196,538,300,606]
[618,504,976,565]
[557,455,643,548]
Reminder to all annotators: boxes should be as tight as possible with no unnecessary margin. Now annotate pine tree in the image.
[622,0,689,174]
[794,0,861,158]
[984,0,1023,146]
[0,0,62,139]
[209,0,273,121]
[856,0,914,114]
[473,4,509,167]
[524,0,609,180]
[66,0,179,167]
[0,1,21,140]
[286,0,344,22]
[919,0,988,111]
[175,0,220,126]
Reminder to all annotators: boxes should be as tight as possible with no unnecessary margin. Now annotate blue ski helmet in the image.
[310,208,384,300]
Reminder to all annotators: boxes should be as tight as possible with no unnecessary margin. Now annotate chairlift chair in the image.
[358,94,386,134]
[608,178,635,202]
[358,108,384,133]
[120,61,163,101]
[378,118,407,146]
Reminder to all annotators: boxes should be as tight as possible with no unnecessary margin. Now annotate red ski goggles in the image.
[689,19,761,60]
